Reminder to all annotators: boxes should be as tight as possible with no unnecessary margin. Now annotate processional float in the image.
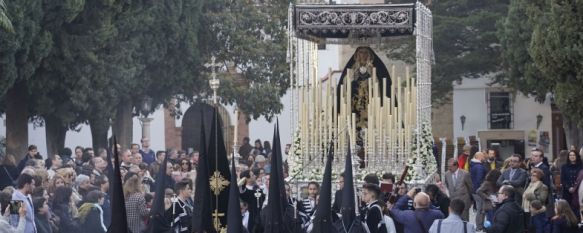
[286,2,438,186]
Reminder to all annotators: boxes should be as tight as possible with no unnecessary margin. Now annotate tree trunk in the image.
[89,117,110,151]
[45,115,67,157]
[5,83,28,162]
[112,98,133,150]
[562,116,583,150]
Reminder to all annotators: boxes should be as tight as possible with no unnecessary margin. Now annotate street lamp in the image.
[139,96,154,140]
[536,114,543,130]
[460,115,466,131]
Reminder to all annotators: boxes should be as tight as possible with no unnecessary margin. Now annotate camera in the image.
[9,200,23,215]
[414,187,421,194]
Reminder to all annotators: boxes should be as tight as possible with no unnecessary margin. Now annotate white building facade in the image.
[452,77,554,159]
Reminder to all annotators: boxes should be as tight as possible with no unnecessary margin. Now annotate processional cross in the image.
[212,209,227,233]
[205,56,221,104]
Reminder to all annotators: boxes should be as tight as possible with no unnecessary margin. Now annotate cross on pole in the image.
[205,56,221,104]
[211,209,225,230]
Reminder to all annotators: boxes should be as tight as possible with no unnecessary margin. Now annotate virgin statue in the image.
[336,47,391,159]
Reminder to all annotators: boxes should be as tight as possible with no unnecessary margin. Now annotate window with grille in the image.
[488,92,513,129]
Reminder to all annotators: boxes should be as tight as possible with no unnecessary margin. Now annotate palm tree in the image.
[0,0,14,32]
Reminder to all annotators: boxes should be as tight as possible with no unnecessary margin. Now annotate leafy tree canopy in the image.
[383,0,509,104]
[0,0,13,32]
[198,0,290,121]
[498,0,583,124]
[0,0,51,103]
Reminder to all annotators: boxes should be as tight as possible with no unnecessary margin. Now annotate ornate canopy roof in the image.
[292,3,416,44]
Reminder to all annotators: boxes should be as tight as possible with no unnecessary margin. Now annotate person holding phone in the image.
[11,174,36,233]
[390,188,445,233]
[1,191,26,233]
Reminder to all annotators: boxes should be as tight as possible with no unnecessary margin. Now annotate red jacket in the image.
[458,153,470,171]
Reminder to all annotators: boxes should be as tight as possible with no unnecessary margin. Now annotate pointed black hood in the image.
[340,141,356,230]
[148,148,170,233]
[192,111,217,233]
[207,107,231,227]
[311,142,334,233]
[226,151,244,233]
[263,121,287,233]
[106,136,129,233]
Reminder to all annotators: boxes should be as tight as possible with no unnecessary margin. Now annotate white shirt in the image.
[242,211,249,230]
[429,214,476,233]
[452,170,460,186]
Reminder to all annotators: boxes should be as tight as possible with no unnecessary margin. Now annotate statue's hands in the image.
[366,61,373,68]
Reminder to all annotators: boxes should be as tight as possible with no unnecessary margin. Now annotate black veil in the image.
[336,46,392,113]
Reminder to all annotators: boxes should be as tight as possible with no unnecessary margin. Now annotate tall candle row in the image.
[295,64,418,177]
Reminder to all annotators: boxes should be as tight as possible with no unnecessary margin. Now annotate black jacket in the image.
[53,203,80,233]
[486,198,524,233]
[432,194,450,217]
[0,165,18,190]
[550,216,579,233]
[17,154,43,173]
[35,215,53,233]
[530,163,552,190]
[80,206,106,233]
[363,201,385,233]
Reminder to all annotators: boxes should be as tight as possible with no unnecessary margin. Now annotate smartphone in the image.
[9,200,22,215]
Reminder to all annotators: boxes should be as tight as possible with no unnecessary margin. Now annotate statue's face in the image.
[355,48,372,64]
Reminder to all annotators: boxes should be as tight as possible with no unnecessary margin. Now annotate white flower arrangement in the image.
[288,127,304,179]
[405,121,437,182]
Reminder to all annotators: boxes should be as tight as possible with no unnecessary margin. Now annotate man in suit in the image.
[496,154,527,204]
[445,158,473,221]
[529,148,553,215]
[529,149,552,190]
